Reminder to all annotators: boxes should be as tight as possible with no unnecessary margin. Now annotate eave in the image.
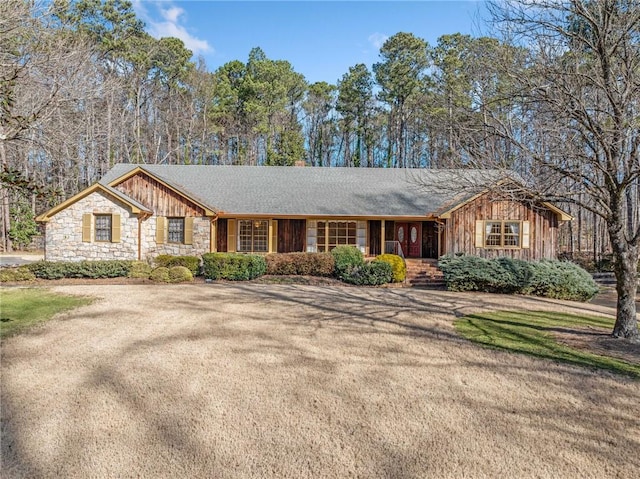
[36,184,152,222]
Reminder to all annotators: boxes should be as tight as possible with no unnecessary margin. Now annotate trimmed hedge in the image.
[154,255,200,275]
[331,246,364,280]
[0,267,36,282]
[438,255,598,301]
[376,254,406,283]
[168,265,194,283]
[150,267,170,282]
[26,260,133,279]
[521,259,599,301]
[265,253,335,276]
[128,261,153,279]
[343,261,393,286]
[202,253,266,281]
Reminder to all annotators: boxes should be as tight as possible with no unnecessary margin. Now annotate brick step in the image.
[403,259,445,288]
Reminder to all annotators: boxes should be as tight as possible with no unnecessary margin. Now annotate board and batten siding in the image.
[115,172,206,217]
[444,195,559,260]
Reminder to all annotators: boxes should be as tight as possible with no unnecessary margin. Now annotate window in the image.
[484,221,521,248]
[238,220,268,252]
[94,214,112,242]
[317,221,357,252]
[168,218,185,244]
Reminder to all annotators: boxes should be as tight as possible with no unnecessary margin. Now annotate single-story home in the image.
[36,164,571,262]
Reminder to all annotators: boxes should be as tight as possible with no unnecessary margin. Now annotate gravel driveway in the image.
[2,284,639,478]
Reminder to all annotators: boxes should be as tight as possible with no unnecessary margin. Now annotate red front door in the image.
[408,222,421,257]
[395,222,421,258]
[395,223,408,257]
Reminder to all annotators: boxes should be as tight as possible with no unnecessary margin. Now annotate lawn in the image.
[455,310,640,378]
[0,288,92,337]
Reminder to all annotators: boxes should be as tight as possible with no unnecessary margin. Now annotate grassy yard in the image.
[455,310,640,378]
[0,288,92,338]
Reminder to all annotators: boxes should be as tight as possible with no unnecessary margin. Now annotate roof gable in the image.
[36,183,152,222]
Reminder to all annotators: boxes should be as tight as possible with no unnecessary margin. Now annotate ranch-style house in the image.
[36,164,571,262]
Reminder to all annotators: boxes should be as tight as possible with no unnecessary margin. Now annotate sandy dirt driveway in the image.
[2,284,639,478]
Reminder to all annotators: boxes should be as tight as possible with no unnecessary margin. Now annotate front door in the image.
[395,223,421,258]
[408,222,421,257]
[395,223,408,257]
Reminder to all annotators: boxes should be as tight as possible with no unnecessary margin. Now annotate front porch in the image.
[368,220,445,259]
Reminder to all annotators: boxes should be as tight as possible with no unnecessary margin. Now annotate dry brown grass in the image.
[1,284,639,478]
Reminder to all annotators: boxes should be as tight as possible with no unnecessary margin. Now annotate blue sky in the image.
[133,1,488,84]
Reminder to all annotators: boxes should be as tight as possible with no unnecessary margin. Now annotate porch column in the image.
[381,220,385,255]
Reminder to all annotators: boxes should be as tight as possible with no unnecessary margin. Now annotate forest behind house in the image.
[1,0,638,274]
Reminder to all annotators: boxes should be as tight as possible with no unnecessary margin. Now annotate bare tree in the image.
[480,0,639,340]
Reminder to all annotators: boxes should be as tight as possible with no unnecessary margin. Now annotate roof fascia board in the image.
[218,214,439,220]
[437,191,573,221]
[36,184,147,222]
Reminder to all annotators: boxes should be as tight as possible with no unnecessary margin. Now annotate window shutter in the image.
[522,221,530,249]
[270,220,278,253]
[474,220,484,248]
[184,217,194,245]
[111,214,121,243]
[156,217,166,244]
[82,214,92,242]
[227,219,236,252]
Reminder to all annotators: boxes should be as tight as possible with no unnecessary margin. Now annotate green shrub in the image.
[265,253,335,276]
[343,261,393,286]
[438,255,519,293]
[0,267,36,282]
[495,257,534,293]
[168,265,194,283]
[522,260,599,301]
[376,254,406,282]
[128,261,152,279]
[202,253,267,280]
[26,260,133,279]
[154,255,200,275]
[149,267,171,283]
[439,255,598,301]
[331,246,364,280]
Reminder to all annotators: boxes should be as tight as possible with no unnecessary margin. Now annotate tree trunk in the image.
[610,234,639,341]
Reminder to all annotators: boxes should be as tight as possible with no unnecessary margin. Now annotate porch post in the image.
[381,220,385,255]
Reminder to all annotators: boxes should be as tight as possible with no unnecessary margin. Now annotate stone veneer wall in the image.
[45,191,138,261]
[141,216,211,260]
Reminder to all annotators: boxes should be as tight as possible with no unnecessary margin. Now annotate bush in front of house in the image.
[343,261,393,286]
[265,253,335,276]
[522,259,599,301]
[0,267,36,282]
[202,253,267,281]
[26,260,133,279]
[495,257,534,293]
[154,255,200,276]
[375,254,406,283]
[438,255,520,293]
[331,246,364,280]
[150,266,171,282]
[438,255,598,301]
[168,266,194,283]
[128,261,153,279]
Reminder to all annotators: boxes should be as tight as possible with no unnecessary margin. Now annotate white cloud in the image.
[132,1,212,56]
[368,32,389,50]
